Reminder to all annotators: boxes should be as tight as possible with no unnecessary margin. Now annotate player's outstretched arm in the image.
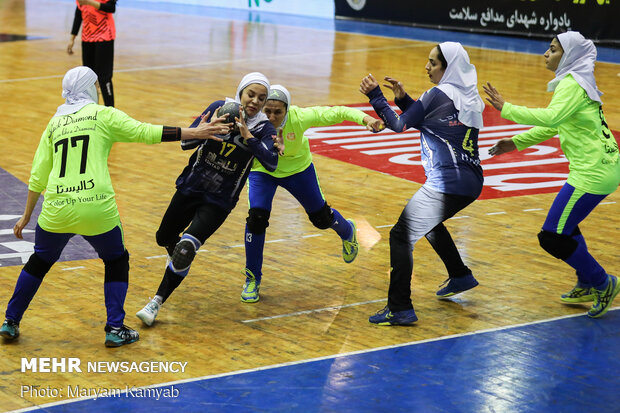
[180,112,229,141]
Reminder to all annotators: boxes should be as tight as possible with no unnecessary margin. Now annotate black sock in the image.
[155,267,185,303]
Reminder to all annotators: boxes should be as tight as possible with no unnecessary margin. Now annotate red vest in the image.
[77,0,116,42]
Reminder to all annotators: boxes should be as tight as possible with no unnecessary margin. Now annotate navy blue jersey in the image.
[176,101,278,212]
[368,87,483,197]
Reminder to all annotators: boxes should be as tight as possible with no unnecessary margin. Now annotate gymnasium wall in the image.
[335,0,619,46]
[145,0,335,19]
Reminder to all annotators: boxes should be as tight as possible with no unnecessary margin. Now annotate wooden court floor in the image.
[0,0,619,410]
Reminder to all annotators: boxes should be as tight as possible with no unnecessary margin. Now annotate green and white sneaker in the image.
[104,325,139,347]
[560,285,595,303]
[588,275,620,318]
[241,269,260,303]
[0,319,20,340]
[342,219,359,264]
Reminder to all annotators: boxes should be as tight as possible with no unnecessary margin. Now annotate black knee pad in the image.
[171,238,197,272]
[308,202,333,230]
[104,250,129,283]
[246,208,270,234]
[23,253,53,280]
[537,230,578,260]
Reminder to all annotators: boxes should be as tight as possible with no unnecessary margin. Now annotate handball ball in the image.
[217,102,242,133]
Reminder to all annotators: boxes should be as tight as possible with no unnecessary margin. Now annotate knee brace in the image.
[170,234,201,273]
[308,202,333,230]
[104,250,130,283]
[23,253,53,280]
[537,230,578,260]
[246,208,270,234]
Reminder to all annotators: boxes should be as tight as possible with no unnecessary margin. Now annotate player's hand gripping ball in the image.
[217,101,242,134]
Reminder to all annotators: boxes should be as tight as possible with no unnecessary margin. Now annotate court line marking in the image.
[61,266,85,271]
[241,299,385,323]
[0,43,421,84]
[9,307,618,413]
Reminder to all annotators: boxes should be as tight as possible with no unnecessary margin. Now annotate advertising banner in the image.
[147,0,335,19]
[336,0,618,45]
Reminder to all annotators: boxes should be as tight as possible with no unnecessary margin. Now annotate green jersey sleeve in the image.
[501,75,582,129]
[295,105,367,131]
[251,105,368,178]
[29,126,55,193]
[510,126,558,151]
[98,106,163,145]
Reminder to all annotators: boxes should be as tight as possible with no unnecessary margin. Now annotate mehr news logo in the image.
[21,357,188,373]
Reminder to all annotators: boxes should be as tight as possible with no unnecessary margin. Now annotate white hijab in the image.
[435,42,484,130]
[548,31,602,104]
[225,72,270,129]
[266,84,291,129]
[54,66,99,117]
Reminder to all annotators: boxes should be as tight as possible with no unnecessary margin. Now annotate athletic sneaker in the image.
[342,219,360,264]
[104,325,139,347]
[561,285,595,303]
[241,269,260,303]
[436,273,479,298]
[0,319,19,340]
[136,299,161,326]
[369,306,418,325]
[588,275,620,318]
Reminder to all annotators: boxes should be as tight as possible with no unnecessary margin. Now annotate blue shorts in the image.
[542,183,607,235]
[248,163,326,214]
[34,224,126,263]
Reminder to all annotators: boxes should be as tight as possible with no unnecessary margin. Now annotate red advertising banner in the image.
[308,103,618,200]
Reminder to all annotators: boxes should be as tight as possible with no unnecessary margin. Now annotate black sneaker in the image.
[0,319,20,340]
[369,305,418,325]
[104,324,139,347]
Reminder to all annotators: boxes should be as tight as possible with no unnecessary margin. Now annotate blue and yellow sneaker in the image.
[588,275,620,318]
[241,269,260,303]
[0,319,20,340]
[342,219,359,264]
[561,284,595,303]
[436,274,479,298]
[369,306,418,325]
[104,325,139,347]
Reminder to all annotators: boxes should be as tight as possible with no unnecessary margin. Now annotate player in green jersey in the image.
[0,66,229,346]
[240,84,383,303]
[485,31,620,318]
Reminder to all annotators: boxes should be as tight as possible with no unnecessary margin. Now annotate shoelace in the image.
[115,325,137,339]
[145,301,159,312]
[375,306,389,315]
[438,279,450,288]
